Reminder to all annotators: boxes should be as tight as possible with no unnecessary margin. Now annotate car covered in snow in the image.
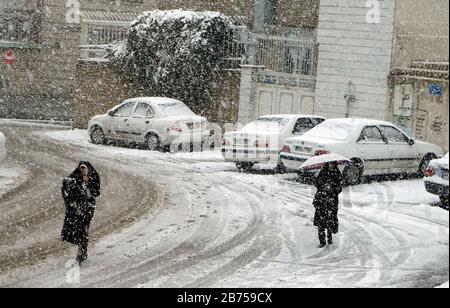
[222,115,326,171]
[280,118,444,185]
[88,97,209,151]
[0,132,6,162]
[424,153,449,208]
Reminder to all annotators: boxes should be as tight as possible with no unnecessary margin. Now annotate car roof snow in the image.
[125,97,183,105]
[258,114,326,119]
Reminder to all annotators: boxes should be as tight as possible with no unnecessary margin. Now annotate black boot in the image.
[77,245,88,265]
[318,228,326,248]
[327,230,333,246]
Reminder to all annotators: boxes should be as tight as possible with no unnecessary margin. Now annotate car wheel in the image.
[90,126,105,145]
[276,162,287,174]
[236,162,254,172]
[146,134,160,151]
[343,160,363,186]
[440,195,449,209]
[418,154,436,176]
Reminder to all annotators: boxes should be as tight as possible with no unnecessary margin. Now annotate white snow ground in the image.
[0,162,28,198]
[0,128,448,288]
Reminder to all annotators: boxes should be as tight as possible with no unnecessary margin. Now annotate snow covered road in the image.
[0,123,448,288]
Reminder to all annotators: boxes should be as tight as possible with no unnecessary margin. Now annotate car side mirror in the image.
[108,110,115,117]
[408,138,415,145]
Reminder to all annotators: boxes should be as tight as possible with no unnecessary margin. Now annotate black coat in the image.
[313,167,343,234]
[61,161,101,246]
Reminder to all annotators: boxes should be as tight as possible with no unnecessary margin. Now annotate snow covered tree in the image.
[109,10,234,115]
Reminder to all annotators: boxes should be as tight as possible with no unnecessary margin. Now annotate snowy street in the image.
[0,122,448,288]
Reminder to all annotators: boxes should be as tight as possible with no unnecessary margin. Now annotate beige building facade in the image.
[388,0,449,152]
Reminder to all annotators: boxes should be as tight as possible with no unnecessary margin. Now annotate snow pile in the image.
[109,9,234,114]
[0,132,6,162]
[430,153,449,169]
[436,281,449,288]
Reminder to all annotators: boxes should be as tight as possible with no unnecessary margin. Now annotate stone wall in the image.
[73,61,144,128]
[73,62,241,129]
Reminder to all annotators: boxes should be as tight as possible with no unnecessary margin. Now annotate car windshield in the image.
[157,101,195,117]
[242,117,290,133]
[303,121,354,141]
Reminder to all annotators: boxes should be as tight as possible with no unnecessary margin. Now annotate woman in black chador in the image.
[313,162,343,248]
[61,161,101,264]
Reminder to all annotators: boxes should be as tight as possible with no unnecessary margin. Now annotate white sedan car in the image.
[0,132,6,162]
[88,97,209,151]
[280,118,443,185]
[222,115,326,171]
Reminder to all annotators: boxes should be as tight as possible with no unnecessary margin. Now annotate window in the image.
[112,102,135,117]
[293,118,315,135]
[358,126,386,144]
[311,118,325,126]
[157,102,194,117]
[134,103,155,118]
[379,126,410,144]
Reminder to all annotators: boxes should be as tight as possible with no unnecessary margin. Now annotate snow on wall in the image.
[315,0,396,119]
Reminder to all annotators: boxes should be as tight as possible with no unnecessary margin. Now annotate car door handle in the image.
[145,121,150,124]
[124,119,129,122]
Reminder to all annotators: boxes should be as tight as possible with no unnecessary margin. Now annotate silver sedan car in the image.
[88,97,209,151]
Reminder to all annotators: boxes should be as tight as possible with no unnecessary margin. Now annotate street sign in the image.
[4,50,17,65]
[429,84,444,97]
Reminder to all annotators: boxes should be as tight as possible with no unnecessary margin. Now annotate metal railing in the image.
[79,45,110,61]
[78,23,318,89]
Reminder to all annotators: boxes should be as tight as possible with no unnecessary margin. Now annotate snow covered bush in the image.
[109,10,234,114]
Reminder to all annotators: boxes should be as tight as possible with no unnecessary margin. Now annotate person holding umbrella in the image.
[300,154,348,248]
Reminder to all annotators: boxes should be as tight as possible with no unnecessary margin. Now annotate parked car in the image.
[222,115,326,171]
[88,97,209,151]
[425,153,449,208]
[280,118,443,185]
[0,132,5,162]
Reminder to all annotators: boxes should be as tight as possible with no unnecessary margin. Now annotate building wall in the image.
[238,66,316,124]
[80,0,157,13]
[392,0,449,69]
[74,61,144,128]
[0,0,80,120]
[314,0,396,120]
[387,0,449,151]
[157,0,253,23]
[387,78,449,152]
[277,0,319,29]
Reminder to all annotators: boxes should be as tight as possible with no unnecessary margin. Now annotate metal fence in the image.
[78,22,317,89]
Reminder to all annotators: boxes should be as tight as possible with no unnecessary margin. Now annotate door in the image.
[127,102,156,142]
[356,126,390,174]
[109,101,136,140]
[379,125,417,173]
